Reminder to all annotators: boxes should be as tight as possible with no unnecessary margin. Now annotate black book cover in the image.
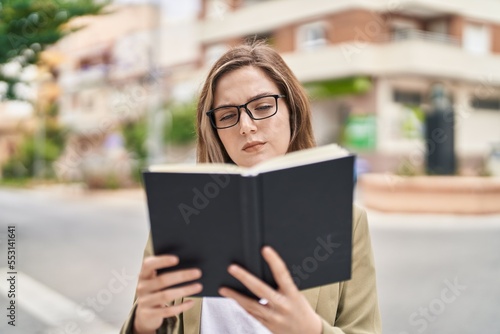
[143,153,354,297]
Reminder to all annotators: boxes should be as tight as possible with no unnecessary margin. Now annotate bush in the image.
[164,101,197,145]
[1,125,66,180]
[122,118,148,182]
[5,136,61,178]
[123,118,148,162]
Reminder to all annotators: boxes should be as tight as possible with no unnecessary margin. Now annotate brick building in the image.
[43,0,500,177]
[177,0,500,173]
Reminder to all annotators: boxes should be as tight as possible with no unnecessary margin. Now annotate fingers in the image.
[220,248,318,334]
[222,246,297,314]
[134,255,203,334]
[261,246,297,295]
[139,282,203,308]
[147,299,196,319]
[219,287,269,322]
[137,268,202,296]
[226,264,283,305]
[139,255,179,279]
[134,299,196,333]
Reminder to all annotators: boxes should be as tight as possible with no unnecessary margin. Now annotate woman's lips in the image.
[243,142,265,152]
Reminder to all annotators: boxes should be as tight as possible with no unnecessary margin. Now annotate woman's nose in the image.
[239,108,257,135]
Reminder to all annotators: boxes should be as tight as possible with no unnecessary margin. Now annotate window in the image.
[426,19,454,44]
[244,32,274,46]
[390,19,419,41]
[78,50,111,71]
[393,90,423,105]
[297,22,327,51]
[471,98,500,110]
[463,23,491,55]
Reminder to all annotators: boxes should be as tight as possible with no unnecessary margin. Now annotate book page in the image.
[148,163,243,174]
[148,143,349,175]
[247,143,349,175]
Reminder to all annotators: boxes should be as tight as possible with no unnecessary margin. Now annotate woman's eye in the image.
[254,104,272,111]
[220,113,237,121]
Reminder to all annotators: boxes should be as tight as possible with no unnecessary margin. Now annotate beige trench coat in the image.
[120,205,382,334]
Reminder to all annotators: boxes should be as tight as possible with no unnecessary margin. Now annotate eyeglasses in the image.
[206,94,286,129]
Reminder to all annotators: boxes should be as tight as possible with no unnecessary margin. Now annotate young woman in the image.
[121,43,381,334]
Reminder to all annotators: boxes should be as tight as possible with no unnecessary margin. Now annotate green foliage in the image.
[164,101,197,145]
[122,117,148,181]
[2,135,36,178]
[0,0,109,100]
[122,117,148,161]
[305,77,372,100]
[1,103,66,179]
[104,173,120,189]
[1,127,65,179]
[0,176,29,187]
[401,105,424,139]
[396,158,420,177]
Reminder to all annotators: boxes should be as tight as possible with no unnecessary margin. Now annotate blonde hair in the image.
[196,42,316,163]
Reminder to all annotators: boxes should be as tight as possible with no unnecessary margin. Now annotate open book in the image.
[143,143,355,297]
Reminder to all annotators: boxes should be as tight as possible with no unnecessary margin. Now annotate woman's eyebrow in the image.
[214,92,276,109]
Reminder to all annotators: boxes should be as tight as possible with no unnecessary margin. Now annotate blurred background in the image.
[0,0,499,333]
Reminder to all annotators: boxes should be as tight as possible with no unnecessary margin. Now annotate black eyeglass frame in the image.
[206,94,286,129]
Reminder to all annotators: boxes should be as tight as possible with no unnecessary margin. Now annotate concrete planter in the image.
[358,174,500,214]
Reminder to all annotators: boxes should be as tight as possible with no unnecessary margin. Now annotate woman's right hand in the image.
[133,255,203,334]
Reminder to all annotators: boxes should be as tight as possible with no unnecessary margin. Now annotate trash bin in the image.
[425,83,456,175]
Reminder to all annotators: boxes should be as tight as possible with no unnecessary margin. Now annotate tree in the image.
[0,0,109,181]
[0,0,109,100]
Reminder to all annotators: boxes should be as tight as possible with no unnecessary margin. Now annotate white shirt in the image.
[201,297,272,334]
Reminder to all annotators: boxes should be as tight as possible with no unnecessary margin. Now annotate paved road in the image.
[367,211,500,334]
[0,187,499,334]
[0,187,150,334]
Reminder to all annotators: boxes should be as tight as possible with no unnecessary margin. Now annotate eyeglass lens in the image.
[212,95,278,128]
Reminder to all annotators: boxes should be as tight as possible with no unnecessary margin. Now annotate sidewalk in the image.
[1,183,146,205]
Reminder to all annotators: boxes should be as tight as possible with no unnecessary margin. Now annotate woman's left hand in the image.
[218,246,323,334]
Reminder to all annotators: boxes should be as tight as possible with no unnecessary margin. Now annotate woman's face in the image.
[213,66,291,167]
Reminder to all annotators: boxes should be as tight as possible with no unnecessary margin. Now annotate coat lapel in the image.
[182,297,202,334]
[301,287,321,310]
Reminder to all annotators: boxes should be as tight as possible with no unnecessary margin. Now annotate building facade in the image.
[50,0,500,177]
[51,4,163,182]
[187,0,500,173]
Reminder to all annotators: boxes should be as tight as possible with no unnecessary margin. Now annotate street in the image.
[368,210,500,334]
[0,187,499,334]
[0,188,149,334]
